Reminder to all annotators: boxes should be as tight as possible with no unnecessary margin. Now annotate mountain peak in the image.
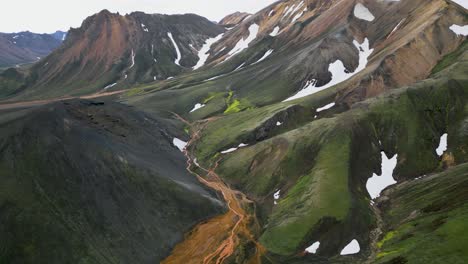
[219,11,251,26]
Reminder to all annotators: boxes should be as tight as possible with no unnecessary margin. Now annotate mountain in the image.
[219,12,251,26]
[0,0,467,263]
[50,30,67,41]
[0,31,65,68]
[0,99,224,263]
[6,10,226,100]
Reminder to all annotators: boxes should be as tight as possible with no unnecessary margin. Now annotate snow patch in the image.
[270,26,281,37]
[291,7,307,23]
[284,38,373,101]
[388,19,405,38]
[129,49,135,69]
[190,103,206,113]
[436,133,448,156]
[273,190,280,205]
[224,23,259,62]
[449,24,468,36]
[173,138,188,152]
[316,102,336,112]
[194,33,224,70]
[366,152,398,199]
[141,23,149,32]
[305,242,320,254]
[354,3,375,21]
[234,62,246,71]
[276,121,283,126]
[103,83,117,90]
[221,143,248,154]
[252,49,274,65]
[340,239,360,255]
[167,32,182,66]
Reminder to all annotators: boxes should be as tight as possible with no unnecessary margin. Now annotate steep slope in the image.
[0,100,224,263]
[0,31,65,68]
[371,163,468,263]
[126,0,466,116]
[10,10,225,100]
[159,44,467,263]
[219,12,252,27]
[116,1,468,261]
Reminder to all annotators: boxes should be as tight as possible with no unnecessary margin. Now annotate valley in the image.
[0,0,467,263]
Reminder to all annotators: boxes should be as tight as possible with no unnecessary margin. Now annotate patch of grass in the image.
[373,164,468,264]
[259,132,352,255]
[431,40,467,75]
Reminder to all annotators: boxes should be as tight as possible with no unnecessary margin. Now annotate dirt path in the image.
[162,115,265,264]
[0,90,126,111]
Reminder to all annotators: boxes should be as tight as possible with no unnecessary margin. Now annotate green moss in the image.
[431,40,467,75]
[377,231,397,248]
[260,133,352,255]
[373,164,468,264]
[224,99,242,114]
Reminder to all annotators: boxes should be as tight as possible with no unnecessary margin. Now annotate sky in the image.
[0,0,278,33]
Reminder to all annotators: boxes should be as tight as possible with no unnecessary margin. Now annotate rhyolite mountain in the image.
[6,10,226,99]
[219,12,251,27]
[0,30,66,68]
[0,0,467,263]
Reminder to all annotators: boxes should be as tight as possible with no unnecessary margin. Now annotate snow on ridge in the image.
[316,102,336,112]
[252,49,274,65]
[223,23,259,62]
[340,239,360,255]
[167,32,182,66]
[221,143,248,154]
[305,242,320,254]
[103,83,117,90]
[270,26,281,37]
[173,138,188,152]
[193,33,224,70]
[190,103,206,113]
[436,133,448,156]
[449,24,468,36]
[354,3,375,21]
[284,38,373,102]
[291,10,305,23]
[282,5,296,19]
[273,190,281,205]
[129,49,135,69]
[366,152,398,199]
[388,19,405,38]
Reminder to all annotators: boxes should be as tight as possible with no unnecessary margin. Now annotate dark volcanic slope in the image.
[0,100,224,263]
[16,10,226,99]
[0,31,65,68]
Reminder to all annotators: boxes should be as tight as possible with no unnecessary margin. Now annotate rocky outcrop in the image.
[219,12,251,26]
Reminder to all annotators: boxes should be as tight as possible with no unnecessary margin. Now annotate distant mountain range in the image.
[0,30,66,68]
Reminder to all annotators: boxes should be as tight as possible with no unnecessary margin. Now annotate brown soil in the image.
[162,115,266,264]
